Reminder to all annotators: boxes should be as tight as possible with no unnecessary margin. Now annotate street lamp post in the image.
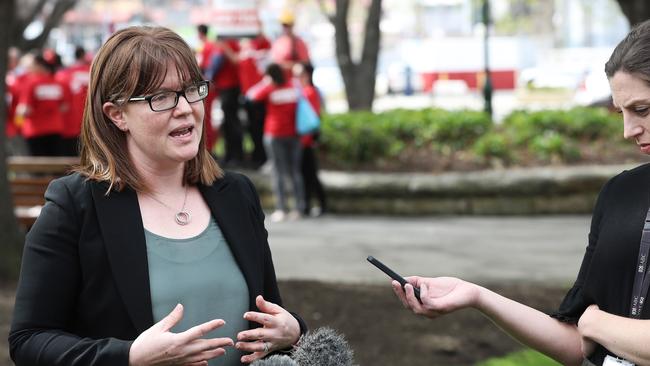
[482,0,493,119]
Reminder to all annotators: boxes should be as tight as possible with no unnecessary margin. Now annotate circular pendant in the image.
[175,211,191,226]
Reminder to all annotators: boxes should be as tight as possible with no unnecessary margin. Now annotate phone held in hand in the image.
[367,256,421,302]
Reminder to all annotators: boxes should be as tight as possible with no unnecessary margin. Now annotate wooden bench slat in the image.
[8,156,79,229]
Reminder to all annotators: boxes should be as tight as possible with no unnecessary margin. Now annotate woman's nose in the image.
[623,116,643,140]
[173,94,193,114]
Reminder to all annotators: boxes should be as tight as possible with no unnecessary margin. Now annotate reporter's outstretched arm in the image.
[392,277,584,366]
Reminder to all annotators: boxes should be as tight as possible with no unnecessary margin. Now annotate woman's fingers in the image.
[179,319,226,343]
[255,295,284,315]
[157,303,184,332]
[243,310,276,327]
[241,351,266,364]
[237,327,268,342]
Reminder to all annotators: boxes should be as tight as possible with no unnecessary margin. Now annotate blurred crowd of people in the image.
[5,46,91,157]
[3,8,327,220]
[196,8,327,220]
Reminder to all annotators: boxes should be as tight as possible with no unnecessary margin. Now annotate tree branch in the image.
[316,0,335,23]
[11,0,48,46]
[15,0,78,51]
[333,0,352,69]
[360,0,381,66]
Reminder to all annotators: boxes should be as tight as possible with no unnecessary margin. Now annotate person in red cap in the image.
[55,46,91,156]
[15,53,70,156]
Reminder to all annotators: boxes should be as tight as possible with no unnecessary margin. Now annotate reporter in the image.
[9,26,305,366]
[393,19,650,366]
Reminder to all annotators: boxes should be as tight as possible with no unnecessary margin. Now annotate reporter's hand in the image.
[391,276,480,319]
[235,295,301,364]
[577,304,600,358]
[129,304,234,366]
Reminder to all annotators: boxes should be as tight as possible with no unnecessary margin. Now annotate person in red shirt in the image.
[212,36,243,167]
[238,34,271,168]
[5,48,21,145]
[270,9,310,74]
[55,46,90,156]
[15,54,70,156]
[296,62,327,216]
[196,24,219,153]
[247,63,306,222]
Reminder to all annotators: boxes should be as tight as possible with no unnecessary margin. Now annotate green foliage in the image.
[320,108,491,165]
[529,131,581,162]
[503,107,622,145]
[316,106,623,169]
[475,349,560,366]
[472,132,513,163]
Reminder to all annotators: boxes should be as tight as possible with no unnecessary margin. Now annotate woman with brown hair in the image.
[9,26,305,366]
[391,20,650,366]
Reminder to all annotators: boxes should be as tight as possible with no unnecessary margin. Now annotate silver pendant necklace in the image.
[147,186,191,226]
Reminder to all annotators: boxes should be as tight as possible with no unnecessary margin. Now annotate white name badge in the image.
[603,355,635,366]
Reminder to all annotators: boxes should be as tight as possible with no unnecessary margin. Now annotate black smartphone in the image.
[367,256,421,302]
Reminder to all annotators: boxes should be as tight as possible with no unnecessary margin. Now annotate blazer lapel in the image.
[200,177,260,304]
[91,182,153,333]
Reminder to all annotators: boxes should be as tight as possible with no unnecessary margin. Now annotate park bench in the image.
[8,156,79,229]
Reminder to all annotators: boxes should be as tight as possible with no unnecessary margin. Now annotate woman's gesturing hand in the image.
[129,304,234,366]
[235,295,301,364]
[392,276,480,319]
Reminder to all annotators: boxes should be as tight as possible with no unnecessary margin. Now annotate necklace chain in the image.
[146,186,191,226]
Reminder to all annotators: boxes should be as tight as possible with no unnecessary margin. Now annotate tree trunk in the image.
[615,0,650,26]
[0,0,25,282]
[332,0,382,111]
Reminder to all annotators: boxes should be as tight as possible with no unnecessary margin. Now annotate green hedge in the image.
[319,107,623,168]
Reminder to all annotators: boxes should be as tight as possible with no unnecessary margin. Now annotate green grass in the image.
[476,349,561,366]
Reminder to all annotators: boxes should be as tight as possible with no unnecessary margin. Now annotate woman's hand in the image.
[235,295,301,364]
[577,304,600,358]
[129,304,234,366]
[391,276,480,319]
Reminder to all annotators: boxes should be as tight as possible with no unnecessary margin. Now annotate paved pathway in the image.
[265,215,591,285]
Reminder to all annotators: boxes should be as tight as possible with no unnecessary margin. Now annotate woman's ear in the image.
[102,102,128,131]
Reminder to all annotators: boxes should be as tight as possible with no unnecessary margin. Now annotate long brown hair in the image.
[77,26,222,193]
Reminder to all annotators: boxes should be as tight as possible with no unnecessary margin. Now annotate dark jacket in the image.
[9,171,305,366]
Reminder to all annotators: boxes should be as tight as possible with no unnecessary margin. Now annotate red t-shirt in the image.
[271,34,310,64]
[238,36,271,93]
[56,63,90,138]
[198,40,218,72]
[247,79,298,137]
[18,73,68,138]
[213,39,240,90]
[5,72,19,137]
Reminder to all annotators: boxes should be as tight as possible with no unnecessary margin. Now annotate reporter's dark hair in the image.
[266,63,285,85]
[605,19,650,83]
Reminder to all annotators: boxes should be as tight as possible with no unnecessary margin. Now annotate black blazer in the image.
[9,172,305,366]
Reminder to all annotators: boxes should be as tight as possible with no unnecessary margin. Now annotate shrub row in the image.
[319,107,623,167]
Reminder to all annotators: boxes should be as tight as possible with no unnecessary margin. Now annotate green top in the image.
[145,218,249,365]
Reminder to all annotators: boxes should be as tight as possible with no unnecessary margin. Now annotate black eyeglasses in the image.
[127,81,209,112]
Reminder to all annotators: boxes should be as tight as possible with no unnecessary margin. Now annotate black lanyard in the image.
[630,208,650,318]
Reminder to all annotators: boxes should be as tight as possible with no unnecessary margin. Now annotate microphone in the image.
[251,355,298,366]
[251,327,354,366]
[292,327,354,366]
